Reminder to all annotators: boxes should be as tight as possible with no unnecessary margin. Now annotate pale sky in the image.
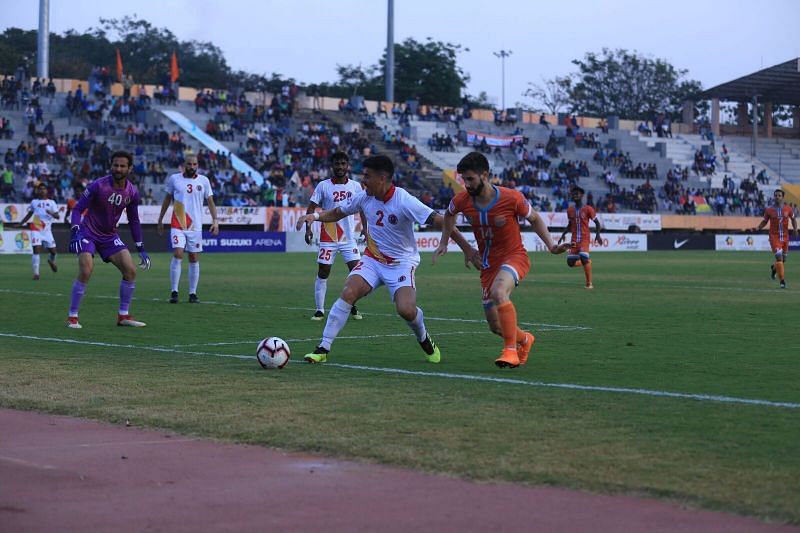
[6,0,800,106]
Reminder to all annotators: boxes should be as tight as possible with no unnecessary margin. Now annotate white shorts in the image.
[171,228,203,252]
[349,256,417,300]
[317,241,361,265]
[31,230,55,248]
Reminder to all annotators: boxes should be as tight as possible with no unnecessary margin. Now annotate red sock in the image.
[496,302,519,350]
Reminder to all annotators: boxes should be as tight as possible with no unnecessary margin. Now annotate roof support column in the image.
[711,98,720,137]
[764,101,773,138]
[737,102,749,127]
[682,100,694,131]
[793,106,800,137]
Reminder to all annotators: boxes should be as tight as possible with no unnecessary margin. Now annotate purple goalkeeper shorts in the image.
[82,231,129,263]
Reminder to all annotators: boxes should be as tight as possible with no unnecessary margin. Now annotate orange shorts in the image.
[770,237,788,255]
[480,253,530,304]
[569,239,590,255]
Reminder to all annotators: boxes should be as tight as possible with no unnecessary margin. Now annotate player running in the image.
[66,151,151,329]
[753,189,797,289]
[434,152,569,368]
[16,183,60,280]
[303,152,367,320]
[558,186,603,289]
[158,154,219,303]
[295,155,479,364]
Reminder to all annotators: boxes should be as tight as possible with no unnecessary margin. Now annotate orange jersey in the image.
[763,205,795,242]
[448,186,531,270]
[567,205,597,244]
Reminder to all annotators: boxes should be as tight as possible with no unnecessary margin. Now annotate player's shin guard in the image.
[314,276,328,312]
[496,301,519,350]
[119,280,135,315]
[321,298,351,350]
[170,257,182,292]
[188,261,199,294]
[405,306,427,342]
[69,280,86,316]
[32,254,40,275]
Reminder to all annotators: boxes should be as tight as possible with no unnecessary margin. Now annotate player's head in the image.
[331,151,349,180]
[361,155,394,197]
[183,155,198,178]
[110,151,133,181]
[35,183,48,198]
[571,186,585,203]
[457,152,490,197]
[774,189,785,203]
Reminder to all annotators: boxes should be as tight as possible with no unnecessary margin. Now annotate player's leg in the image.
[186,231,203,302]
[46,244,57,273]
[31,244,42,280]
[67,251,94,328]
[108,248,145,327]
[488,268,523,368]
[306,263,374,363]
[389,265,439,363]
[579,248,593,289]
[312,246,334,319]
[345,257,363,319]
[169,229,186,303]
[776,245,787,288]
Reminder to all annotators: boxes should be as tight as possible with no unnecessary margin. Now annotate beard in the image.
[185,168,197,178]
[467,181,484,197]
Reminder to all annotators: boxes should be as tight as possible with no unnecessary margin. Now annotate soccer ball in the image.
[256,337,291,369]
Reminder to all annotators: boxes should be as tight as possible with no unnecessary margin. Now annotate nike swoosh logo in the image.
[674,239,689,249]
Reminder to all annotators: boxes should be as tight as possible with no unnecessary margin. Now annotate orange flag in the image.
[170,51,179,83]
[115,48,124,82]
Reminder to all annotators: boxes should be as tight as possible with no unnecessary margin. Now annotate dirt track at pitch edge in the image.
[0,409,796,532]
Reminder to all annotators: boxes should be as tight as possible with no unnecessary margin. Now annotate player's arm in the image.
[557,227,569,245]
[792,212,798,237]
[68,189,92,254]
[15,210,32,228]
[304,200,320,245]
[753,214,769,232]
[428,211,481,269]
[358,210,368,242]
[127,196,151,270]
[157,193,173,235]
[206,195,220,236]
[295,206,347,230]
[528,209,569,254]
[593,216,603,245]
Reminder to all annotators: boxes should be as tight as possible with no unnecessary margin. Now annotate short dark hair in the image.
[363,155,394,178]
[456,152,490,175]
[775,189,785,196]
[331,151,349,163]
[110,150,133,166]
[572,186,585,195]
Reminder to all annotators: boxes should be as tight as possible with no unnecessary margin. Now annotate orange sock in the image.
[777,261,785,281]
[496,301,519,350]
[515,327,527,344]
[583,260,593,286]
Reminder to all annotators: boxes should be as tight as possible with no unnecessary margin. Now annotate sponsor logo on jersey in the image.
[388,214,398,225]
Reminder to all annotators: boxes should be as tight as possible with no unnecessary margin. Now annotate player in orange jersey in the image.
[433,152,569,368]
[558,187,603,289]
[753,189,797,289]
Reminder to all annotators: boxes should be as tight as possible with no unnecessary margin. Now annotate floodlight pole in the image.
[493,49,512,111]
[37,0,50,80]
[385,0,395,104]
[751,94,758,159]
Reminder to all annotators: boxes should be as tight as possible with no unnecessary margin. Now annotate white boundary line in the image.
[0,288,591,331]
[1,332,797,410]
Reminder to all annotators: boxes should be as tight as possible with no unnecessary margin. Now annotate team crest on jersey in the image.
[494,216,507,227]
[388,214,398,224]
[198,185,203,191]
[398,275,406,282]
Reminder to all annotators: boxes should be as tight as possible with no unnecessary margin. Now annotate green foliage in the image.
[568,48,703,120]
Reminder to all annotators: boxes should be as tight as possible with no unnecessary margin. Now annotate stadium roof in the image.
[699,58,800,105]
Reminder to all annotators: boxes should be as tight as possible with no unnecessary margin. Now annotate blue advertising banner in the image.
[790,238,800,251]
[200,231,286,253]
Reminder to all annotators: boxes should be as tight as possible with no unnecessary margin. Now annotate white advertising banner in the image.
[715,234,772,251]
[0,230,33,254]
[412,232,647,253]
[536,212,661,231]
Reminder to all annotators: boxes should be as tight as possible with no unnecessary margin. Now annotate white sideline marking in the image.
[0,454,59,470]
[2,332,798,410]
[0,288,591,331]
[170,331,483,348]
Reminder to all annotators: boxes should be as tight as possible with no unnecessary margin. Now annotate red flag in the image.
[115,48,124,82]
[170,51,179,83]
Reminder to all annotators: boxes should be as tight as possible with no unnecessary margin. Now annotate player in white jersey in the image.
[304,152,367,321]
[296,155,480,364]
[16,183,60,280]
[158,154,219,303]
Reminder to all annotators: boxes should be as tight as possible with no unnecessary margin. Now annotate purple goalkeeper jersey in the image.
[71,175,143,243]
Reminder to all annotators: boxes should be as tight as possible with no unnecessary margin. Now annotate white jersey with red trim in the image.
[309,178,363,244]
[27,199,58,231]
[341,186,433,266]
[165,172,212,231]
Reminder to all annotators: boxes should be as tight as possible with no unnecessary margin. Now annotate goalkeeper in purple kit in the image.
[66,151,152,329]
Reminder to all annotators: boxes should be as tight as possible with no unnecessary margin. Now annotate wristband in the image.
[313,212,320,221]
